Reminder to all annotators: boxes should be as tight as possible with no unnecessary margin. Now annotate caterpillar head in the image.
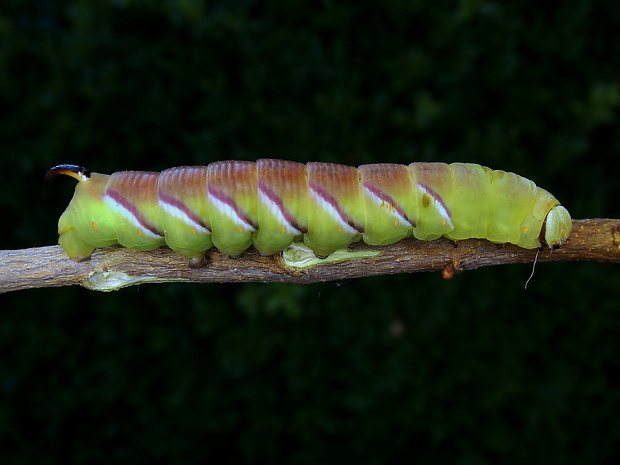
[543,205,572,249]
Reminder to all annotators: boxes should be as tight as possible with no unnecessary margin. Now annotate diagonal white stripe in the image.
[103,194,164,239]
[417,185,453,229]
[258,188,302,235]
[208,195,256,232]
[363,186,413,227]
[159,200,210,234]
[309,186,359,235]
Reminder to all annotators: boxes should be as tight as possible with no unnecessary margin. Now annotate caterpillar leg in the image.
[58,228,96,261]
[257,251,275,257]
[188,254,207,268]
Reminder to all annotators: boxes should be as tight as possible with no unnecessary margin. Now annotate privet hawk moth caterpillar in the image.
[47,159,572,262]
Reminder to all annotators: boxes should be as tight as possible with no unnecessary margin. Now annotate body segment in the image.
[48,160,572,261]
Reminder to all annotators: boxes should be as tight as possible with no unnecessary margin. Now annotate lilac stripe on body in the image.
[104,189,164,237]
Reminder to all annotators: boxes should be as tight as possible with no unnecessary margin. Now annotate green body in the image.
[52,160,572,261]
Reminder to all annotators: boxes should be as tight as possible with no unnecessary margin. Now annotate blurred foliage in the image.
[1,0,619,464]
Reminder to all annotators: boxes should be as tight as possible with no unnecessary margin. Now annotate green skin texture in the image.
[54,161,573,262]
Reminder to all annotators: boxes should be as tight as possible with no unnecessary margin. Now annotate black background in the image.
[1,1,619,463]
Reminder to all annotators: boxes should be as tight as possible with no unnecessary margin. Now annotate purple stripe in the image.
[419,183,452,219]
[309,182,364,233]
[158,192,211,232]
[207,185,258,230]
[106,189,164,237]
[362,182,416,227]
[258,180,307,234]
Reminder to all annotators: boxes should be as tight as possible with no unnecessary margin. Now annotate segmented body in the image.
[49,159,572,261]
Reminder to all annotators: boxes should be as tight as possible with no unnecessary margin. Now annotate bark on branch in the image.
[1,219,619,293]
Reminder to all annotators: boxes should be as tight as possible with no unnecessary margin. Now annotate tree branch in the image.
[1,219,619,293]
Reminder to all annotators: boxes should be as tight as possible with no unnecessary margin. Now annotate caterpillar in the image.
[47,159,572,262]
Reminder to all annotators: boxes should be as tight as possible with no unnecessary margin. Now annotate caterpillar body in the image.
[47,159,572,261]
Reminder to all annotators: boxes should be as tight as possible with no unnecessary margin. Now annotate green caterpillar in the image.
[47,159,572,261]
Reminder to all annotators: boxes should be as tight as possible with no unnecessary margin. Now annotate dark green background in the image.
[1,1,619,463]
